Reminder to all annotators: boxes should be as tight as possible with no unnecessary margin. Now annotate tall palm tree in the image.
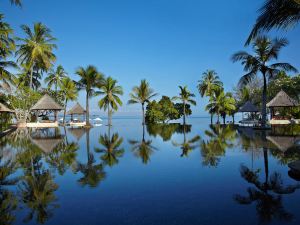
[0,58,17,92]
[16,22,57,89]
[219,92,236,124]
[232,36,297,128]
[75,65,104,127]
[9,0,21,6]
[173,86,196,125]
[247,0,300,44]
[45,65,67,100]
[59,77,78,126]
[98,77,123,126]
[197,70,223,123]
[0,14,15,58]
[128,79,158,125]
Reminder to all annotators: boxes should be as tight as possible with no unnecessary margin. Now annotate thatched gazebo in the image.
[67,103,86,121]
[68,127,86,140]
[31,94,63,122]
[31,137,63,154]
[238,101,259,113]
[266,135,300,152]
[0,102,14,113]
[267,90,299,120]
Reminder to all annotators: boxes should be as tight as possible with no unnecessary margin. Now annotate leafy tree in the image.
[232,36,297,127]
[247,0,300,44]
[59,77,78,125]
[98,76,123,126]
[219,92,236,124]
[75,65,104,127]
[173,86,196,125]
[145,96,179,123]
[16,23,57,90]
[45,65,67,100]
[128,79,158,125]
[146,123,180,141]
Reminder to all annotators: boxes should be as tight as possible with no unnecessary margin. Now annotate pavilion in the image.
[28,94,63,128]
[267,90,299,125]
[238,101,260,126]
[0,102,14,114]
[66,103,86,126]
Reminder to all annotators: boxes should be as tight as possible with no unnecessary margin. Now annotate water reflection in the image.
[200,125,236,167]
[95,126,124,167]
[74,128,106,188]
[129,124,157,164]
[172,124,200,157]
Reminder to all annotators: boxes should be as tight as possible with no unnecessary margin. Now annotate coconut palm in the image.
[197,70,223,124]
[95,129,124,167]
[59,77,78,126]
[219,92,236,124]
[0,58,17,92]
[0,14,15,58]
[45,65,67,100]
[98,77,123,126]
[247,0,300,44]
[15,63,41,90]
[75,65,104,127]
[128,79,158,125]
[173,86,196,125]
[232,36,297,128]
[16,22,57,89]
[9,0,21,6]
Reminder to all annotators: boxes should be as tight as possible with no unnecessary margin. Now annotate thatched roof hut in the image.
[31,94,63,111]
[266,135,300,152]
[267,90,298,108]
[238,101,259,112]
[0,102,14,113]
[67,103,86,115]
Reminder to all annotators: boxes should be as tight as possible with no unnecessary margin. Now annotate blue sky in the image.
[2,0,300,116]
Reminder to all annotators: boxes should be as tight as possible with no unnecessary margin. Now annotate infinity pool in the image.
[1,118,300,225]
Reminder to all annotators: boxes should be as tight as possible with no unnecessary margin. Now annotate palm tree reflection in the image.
[234,165,300,223]
[95,126,124,167]
[75,128,106,187]
[200,125,236,166]
[172,124,200,157]
[129,124,157,164]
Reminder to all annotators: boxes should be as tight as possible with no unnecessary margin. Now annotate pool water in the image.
[1,118,300,225]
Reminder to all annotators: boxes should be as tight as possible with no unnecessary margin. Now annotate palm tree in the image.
[75,65,104,127]
[232,36,297,128]
[0,14,15,58]
[128,79,158,125]
[0,58,17,92]
[219,92,236,124]
[197,70,223,123]
[59,77,78,126]
[173,86,196,125]
[247,0,300,44]
[98,77,123,126]
[15,63,42,90]
[16,22,57,89]
[95,129,124,167]
[45,65,67,100]
[9,0,21,6]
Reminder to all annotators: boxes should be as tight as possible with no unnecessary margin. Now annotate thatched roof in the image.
[67,103,86,115]
[266,135,300,152]
[68,128,86,140]
[0,102,14,113]
[238,101,259,112]
[267,90,298,108]
[31,94,63,111]
[31,137,63,154]
[288,160,300,172]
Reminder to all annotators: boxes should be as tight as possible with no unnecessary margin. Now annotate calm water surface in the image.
[1,118,300,225]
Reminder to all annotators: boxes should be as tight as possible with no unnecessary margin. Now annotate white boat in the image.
[94,117,102,122]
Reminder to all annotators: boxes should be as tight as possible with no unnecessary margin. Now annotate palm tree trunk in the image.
[55,82,58,121]
[108,104,111,126]
[183,102,186,125]
[142,103,145,125]
[142,123,145,142]
[223,114,226,124]
[263,147,269,185]
[261,73,267,128]
[86,128,90,163]
[217,113,220,123]
[210,113,213,124]
[29,66,33,90]
[63,99,67,126]
[232,114,235,124]
[86,91,90,127]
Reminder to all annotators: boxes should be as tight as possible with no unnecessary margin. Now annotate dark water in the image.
[1,118,300,225]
